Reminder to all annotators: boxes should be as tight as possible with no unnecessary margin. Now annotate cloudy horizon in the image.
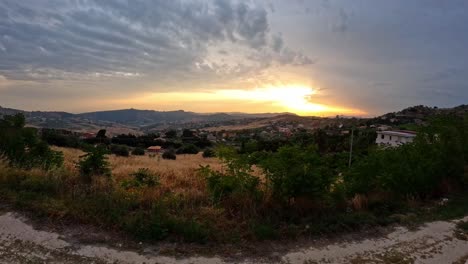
[0,0,467,117]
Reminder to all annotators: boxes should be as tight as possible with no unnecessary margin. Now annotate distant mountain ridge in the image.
[0,106,295,131]
[1,105,467,133]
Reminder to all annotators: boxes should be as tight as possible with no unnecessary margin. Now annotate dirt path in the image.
[0,211,467,264]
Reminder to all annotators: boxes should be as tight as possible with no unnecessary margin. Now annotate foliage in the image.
[162,149,177,160]
[121,168,159,189]
[346,114,467,198]
[96,129,107,139]
[202,148,216,158]
[259,145,336,204]
[109,144,130,157]
[131,147,145,156]
[164,130,177,139]
[76,146,111,183]
[176,144,199,154]
[41,129,81,148]
[198,146,260,203]
[0,114,63,170]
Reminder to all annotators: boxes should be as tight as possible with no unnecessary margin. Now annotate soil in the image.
[0,206,467,263]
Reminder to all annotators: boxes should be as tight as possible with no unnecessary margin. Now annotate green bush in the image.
[76,146,111,183]
[162,149,177,160]
[109,144,129,157]
[346,115,467,198]
[0,114,63,170]
[122,208,169,241]
[202,148,216,158]
[198,146,260,203]
[131,147,145,156]
[121,168,159,189]
[259,145,336,204]
[176,144,199,154]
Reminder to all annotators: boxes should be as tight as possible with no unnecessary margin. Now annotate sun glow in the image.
[114,85,365,116]
[217,85,327,114]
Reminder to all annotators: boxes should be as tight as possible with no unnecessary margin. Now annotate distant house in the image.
[79,132,95,139]
[376,130,417,147]
[147,146,162,153]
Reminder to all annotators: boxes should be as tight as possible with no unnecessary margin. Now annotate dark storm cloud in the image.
[0,0,308,82]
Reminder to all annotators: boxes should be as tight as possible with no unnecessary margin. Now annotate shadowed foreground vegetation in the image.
[0,113,467,243]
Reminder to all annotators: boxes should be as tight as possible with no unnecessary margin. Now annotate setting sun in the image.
[218,85,328,114]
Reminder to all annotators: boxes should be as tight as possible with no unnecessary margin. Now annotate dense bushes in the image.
[131,147,145,156]
[198,146,260,204]
[202,148,216,158]
[345,115,467,199]
[0,114,63,170]
[162,149,177,160]
[121,168,159,189]
[109,144,129,157]
[41,129,81,148]
[176,144,199,154]
[259,145,336,204]
[76,146,111,183]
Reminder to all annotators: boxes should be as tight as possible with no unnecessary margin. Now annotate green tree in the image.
[76,146,111,183]
[0,114,63,170]
[259,145,335,204]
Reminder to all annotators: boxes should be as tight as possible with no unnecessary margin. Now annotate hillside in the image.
[0,106,290,134]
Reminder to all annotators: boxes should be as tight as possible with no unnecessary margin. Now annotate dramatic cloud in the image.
[0,0,309,84]
[0,0,467,115]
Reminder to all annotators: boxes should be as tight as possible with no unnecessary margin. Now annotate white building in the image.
[376,130,417,147]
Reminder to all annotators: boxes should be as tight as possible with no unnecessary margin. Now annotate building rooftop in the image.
[147,146,162,150]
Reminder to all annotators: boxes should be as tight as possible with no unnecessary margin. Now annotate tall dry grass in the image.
[54,146,222,211]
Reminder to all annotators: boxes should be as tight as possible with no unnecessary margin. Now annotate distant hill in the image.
[1,105,466,134]
[0,106,292,134]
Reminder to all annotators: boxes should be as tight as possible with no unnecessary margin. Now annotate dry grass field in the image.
[56,146,223,178]
[54,146,226,206]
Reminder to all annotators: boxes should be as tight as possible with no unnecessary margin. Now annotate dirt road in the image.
[0,211,467,263]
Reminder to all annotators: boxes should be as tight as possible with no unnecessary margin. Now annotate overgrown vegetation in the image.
[0,113,467,244]
[162,149,177,160]
[131,147,145,156]
[76,146,111,183]
[0,114,63,170]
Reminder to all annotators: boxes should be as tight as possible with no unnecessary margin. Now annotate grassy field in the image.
[57,146,222,198]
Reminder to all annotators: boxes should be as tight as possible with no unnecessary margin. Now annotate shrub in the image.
[0,114,63,170]
[121,168,159,189]
[76,146,111,183]
[198,146,260,203]
[259,145,336,204]
[122,207,169,241]
[162,149,176,160]
[202,148,216,158]
[109,144,129,157]
[131,147,145,156]
[346,115,467,198]
[176,144,199,154]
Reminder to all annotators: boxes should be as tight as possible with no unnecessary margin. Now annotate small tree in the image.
[76,146,111,183]
[109,144,129,157]
[0,113,63,170]
[162,149,176,160]
[121,168,159,189]
[259,145,335,204]
[164,130,177,139]
[176,144,199,154]
[202,148,216,158]
[132,147,145,156]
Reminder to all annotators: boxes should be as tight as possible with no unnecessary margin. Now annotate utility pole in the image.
[348,128,354,168]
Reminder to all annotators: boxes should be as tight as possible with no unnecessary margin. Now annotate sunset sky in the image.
[0,0,467,116]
